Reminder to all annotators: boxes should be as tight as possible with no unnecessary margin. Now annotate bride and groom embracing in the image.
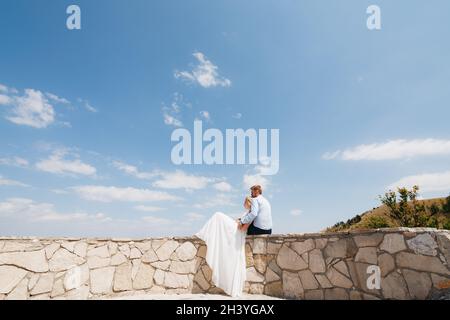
[195,185,272,297]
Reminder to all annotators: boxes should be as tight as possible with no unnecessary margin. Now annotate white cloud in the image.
[141,215,172,225]
[0,197,110,222]
[162,93,183,127]
[51,189,69,195]
[72,185,179,202]
[185,212,205,222]
[232,113,242,119]
[174,52,231,88]
[134,205,165,212]
[290,209,302,216]
[77,98,98,113]
[199,110,211,122]
[213,181,233,192]
[243,174,269,190]
[5,89,55,128]
[0,176,29,187]
[112,160,158,180]
[153,170,212,190]
[0,84,8,93]
[194,193,236,210]
[163,113,183,127]
[242,157,275,190]
[387,170,450,193]
[36,149,96,177]
[0,156,29,167]
[0,94,11,105]
[45,92,70,104]
[323,139,450,161]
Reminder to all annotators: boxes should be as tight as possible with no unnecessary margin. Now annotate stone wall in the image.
[0,228,449,300]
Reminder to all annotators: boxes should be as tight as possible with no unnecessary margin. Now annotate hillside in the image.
[325,196,450,232]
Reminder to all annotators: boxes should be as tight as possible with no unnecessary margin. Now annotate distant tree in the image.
[430,203,441,216]
[442,195,450,214]
[379,185,426,227]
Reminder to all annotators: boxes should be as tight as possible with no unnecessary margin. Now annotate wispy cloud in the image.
[133,205,165,212]
[185,212,205,222]
[290,209,302,216]
[174,52,231,88]
[3,88,55,128]
[193,193,236,209]
[112,160,159,180]
[153,170,212,190]
[0,176,29,187]
[78,98,98,113]
[213,181,233,192]
[323,139,450,161]
[0,156,29,168]
[0,197,110,222]
[45,92,70,105]
[72,185,179,202]
[36,149,96,177]
[162,92,184,127]
[387,170,450,193]
[199,110,211,122]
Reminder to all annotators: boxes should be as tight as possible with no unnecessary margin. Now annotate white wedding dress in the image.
[195,212,247,297]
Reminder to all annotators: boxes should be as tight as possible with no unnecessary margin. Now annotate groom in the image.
[238,185,273,235]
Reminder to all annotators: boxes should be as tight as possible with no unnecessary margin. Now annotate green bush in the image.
[379,185,426,227]
[442,195,450,214]
[364,215,390,229]
[443,219,450,230]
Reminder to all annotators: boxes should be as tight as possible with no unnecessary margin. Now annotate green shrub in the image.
[364,215,390,229]
[443,219,450,230]
[442,195,450,214]
[379,185,426,227]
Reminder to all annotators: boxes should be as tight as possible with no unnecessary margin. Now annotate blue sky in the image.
[1,0,450,237]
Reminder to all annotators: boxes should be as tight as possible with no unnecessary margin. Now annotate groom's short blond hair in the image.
[250,185,262,194]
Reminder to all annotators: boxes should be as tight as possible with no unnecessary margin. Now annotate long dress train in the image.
[195,212,247,297]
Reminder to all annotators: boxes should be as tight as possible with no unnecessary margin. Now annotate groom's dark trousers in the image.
[247,222,272,235]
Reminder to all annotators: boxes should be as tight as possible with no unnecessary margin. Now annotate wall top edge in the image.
[0,227,448,241]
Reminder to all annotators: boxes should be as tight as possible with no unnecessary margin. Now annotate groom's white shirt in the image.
[240,195,272,230]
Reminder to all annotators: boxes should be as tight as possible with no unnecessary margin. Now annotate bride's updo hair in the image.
[244,196,252,210]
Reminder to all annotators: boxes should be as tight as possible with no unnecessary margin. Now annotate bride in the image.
[194,197,252,297]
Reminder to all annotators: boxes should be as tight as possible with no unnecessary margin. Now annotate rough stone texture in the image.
[407,233,438,256]
[30,273,54,296]
[354,233,384,247]
[309,249,326,273]
[299,270,319,290]
[396,252,450,275]
[276,245,308,270]
[324,238,357,259]
[114,263,133,292]
[49,248,84,272]
[381,272,409,300]
[291,239,315,256]
[0,249,48,272]
[380,234,407,254]
[156,240,179,261]
[133,264,155,290]
[378,253,395,277]
[402,269,432,299]
[0,229,449,300]
[0,265,28,294]
[90,266,115,294]
[282,271,304,299]
[175,242,197,261]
